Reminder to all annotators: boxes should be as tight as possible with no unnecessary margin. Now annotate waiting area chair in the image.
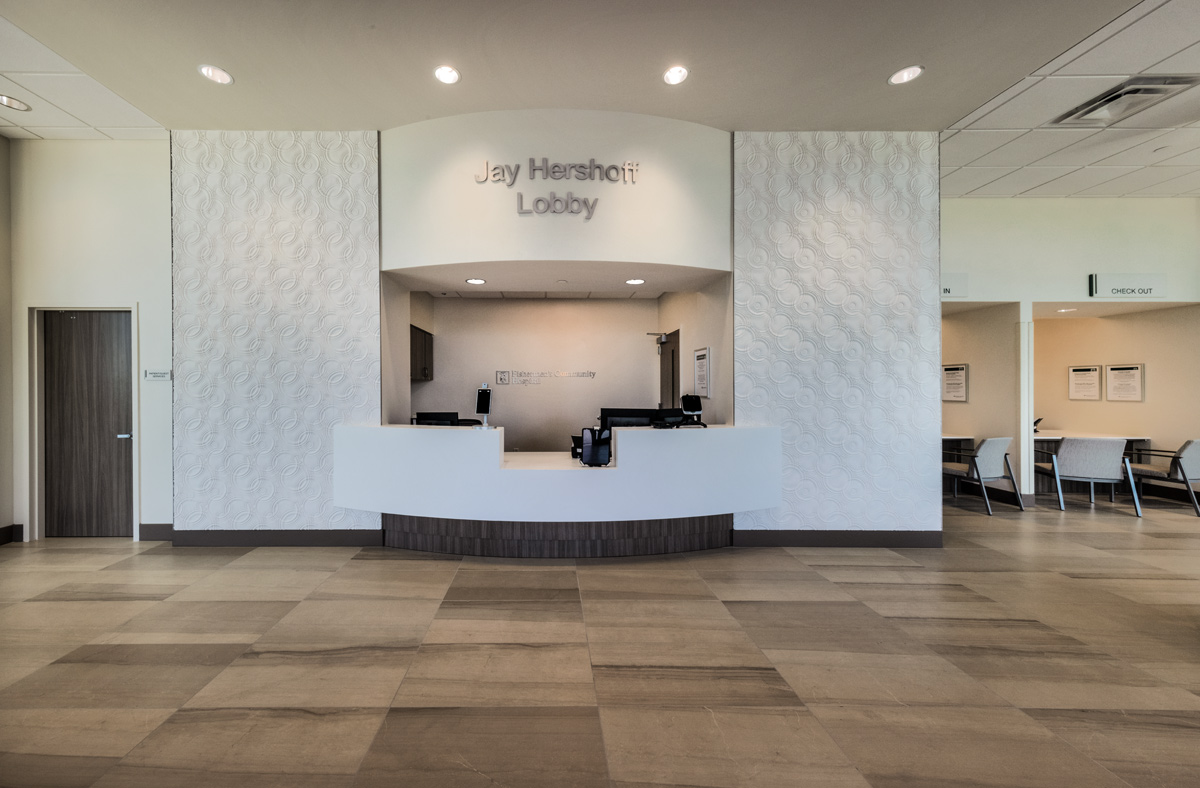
[1128,440,1199,517]
[942,437,1024,516]
[1034,437,1141,517]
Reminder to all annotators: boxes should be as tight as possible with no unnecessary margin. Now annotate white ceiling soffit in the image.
[0,0,1141,132]
[944,0,1200,197]
[0,15,165,139]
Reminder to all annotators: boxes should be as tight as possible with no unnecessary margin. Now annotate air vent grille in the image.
[1047,76,1200,128]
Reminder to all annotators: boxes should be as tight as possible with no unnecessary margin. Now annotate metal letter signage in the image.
[474,157,640,221]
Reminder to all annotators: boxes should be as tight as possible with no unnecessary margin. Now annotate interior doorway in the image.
[42,310,134,537]
[659,329,680,409]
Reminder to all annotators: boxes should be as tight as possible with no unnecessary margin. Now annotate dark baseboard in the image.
[172,529,383,547]
[1140,481,1200,508]
[383,513,732,558]
[731,529,942,548]
[139,523,174,541]
[0,524,21,545]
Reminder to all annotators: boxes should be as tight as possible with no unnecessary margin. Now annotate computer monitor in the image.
[599,407,658,431]
[414,411,458,426]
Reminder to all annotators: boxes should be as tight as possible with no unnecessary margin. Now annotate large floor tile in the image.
[114,601,298,638]
[577,569,714,600]
[165,569,334,602]
[116,707,386,775]
[725,601,932,654]
[697,570,855,602]
[587,626,772,668]
[809,704,1131,788]
[444,569,580,601]
[354,707,609,787]
[600,705,868,788]
[0,752,120,788]
[592,665,801,706]
[767,649,1008,707]
[0,708,174,757]
[1026,709,1200,788]
[0,663,226,709]
[392,643,596,706]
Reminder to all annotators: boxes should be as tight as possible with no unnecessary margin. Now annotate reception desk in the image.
[333,424,782,557]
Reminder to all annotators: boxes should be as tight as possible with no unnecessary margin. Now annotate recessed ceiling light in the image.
[626,278,645,285]
[465,278,485,285]
[1056,308,1077,313]
[0,94,32,111]
[887,65,924,85]
[198,64,234,85]
[663,66,688,86]
[556,279,569,284]
[434,65,460,84]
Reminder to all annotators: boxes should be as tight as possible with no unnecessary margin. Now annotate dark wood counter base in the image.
[382,513,733,558]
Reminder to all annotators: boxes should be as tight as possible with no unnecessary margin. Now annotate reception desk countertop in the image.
[333,424,782,523]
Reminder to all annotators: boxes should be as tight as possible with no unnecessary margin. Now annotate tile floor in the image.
[0,493,1198,787]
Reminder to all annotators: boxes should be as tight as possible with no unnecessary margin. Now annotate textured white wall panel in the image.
[172,131,380,531]
[733,132,941,532]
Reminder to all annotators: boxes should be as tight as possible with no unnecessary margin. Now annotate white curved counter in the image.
[333,424,781,523]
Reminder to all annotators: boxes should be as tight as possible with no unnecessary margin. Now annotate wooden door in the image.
[659,330,680,409]
[44,311,133,537]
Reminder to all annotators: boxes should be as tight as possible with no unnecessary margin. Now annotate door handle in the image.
[116,434,132,439]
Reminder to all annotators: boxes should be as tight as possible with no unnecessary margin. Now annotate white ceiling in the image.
[1,0,1198,197]
[0,0,1139,134]
[941,0,1200,198]
[0,16,165,139]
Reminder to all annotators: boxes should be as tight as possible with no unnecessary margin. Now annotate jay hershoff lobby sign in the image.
[475,157,640,220]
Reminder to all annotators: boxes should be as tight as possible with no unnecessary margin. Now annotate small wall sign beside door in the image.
[942,364,968,402]
[694,348,710,398]
[144,369,172,381]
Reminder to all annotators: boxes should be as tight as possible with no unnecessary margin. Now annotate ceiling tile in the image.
[6,73,159,127]
[971,129,1099,167]
[940,167,958,178]
[1055,1,1200,75]
[1128,167,1200,194]
[457,291,503,299]
[951,78,1041,129]
[1018,166,1140,196]
[587,292,634,299]
[1034,128,1170,165]
[1144,39,1200,73]
[501,292,546,299]
[24,126,109,139]
[940,130,957,142]
[99,127,169,140]
[545,292,589,299]
[939,167,1016,195]
[0,16,77,72]
[1158,145,1200,165]
[0,126,40,138]
[939,130,1025,166]
[1035,0,1170,75]
[1073,165,1199,195]
[1094,127,1200,165]
[1111,84,1200,128]
[968,167,1081,196]
[0,114,11,126]
[0,73,84,126]
[966,76,1127,129]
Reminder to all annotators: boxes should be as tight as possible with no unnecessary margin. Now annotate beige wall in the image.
[411,298,660,451]
[10,140,172,533]
[659,274,733,426]
[380,273,412,425]
[943,198,1200,302]
[942,303,1024,482]
[1034,305,1200,452]
[0,136,12,527]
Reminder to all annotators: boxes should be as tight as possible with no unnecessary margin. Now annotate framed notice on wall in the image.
[942,364,968,403]
[1068,366,1101,400]
[1106,364,1145,402]
[694,347,710,398]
